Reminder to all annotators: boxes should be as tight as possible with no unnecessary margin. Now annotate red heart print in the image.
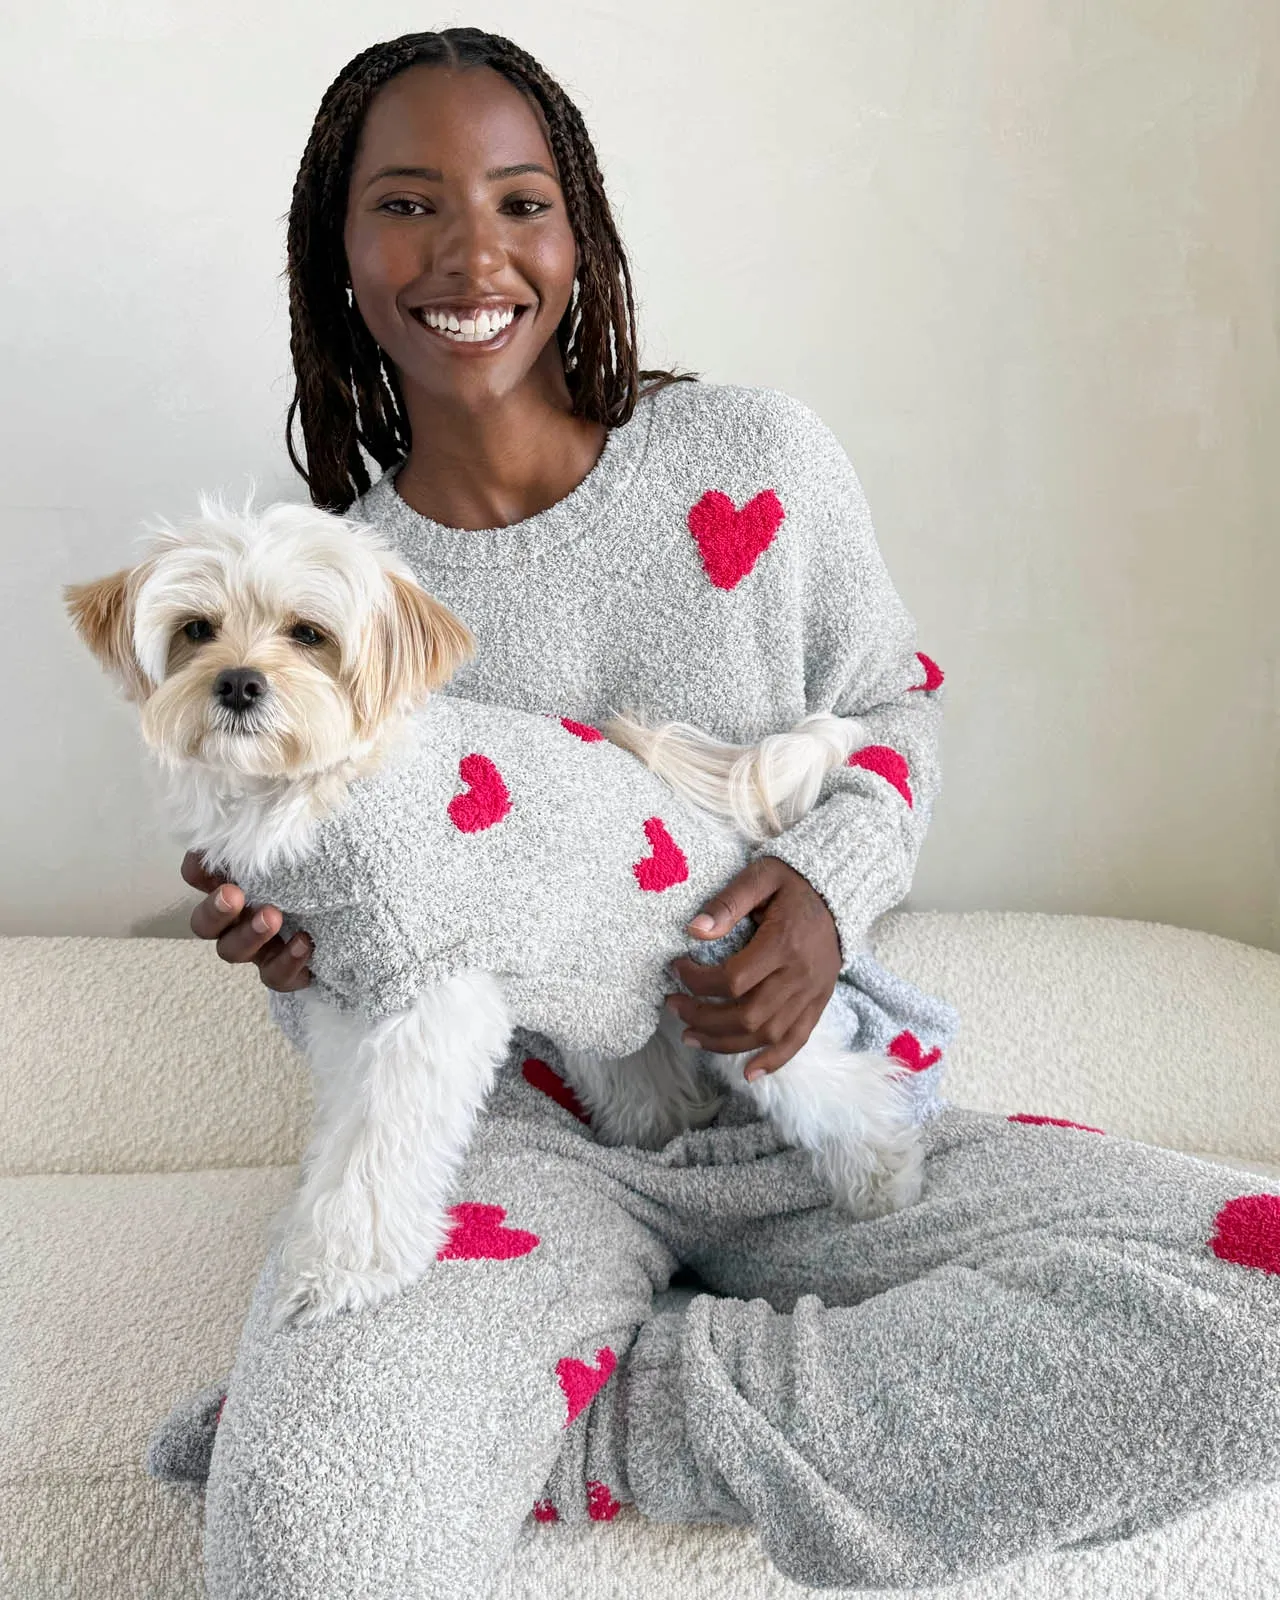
[1007,1113,1106,1134]
[436,1202,540,1261]
[557,1347,617,1427]
[847,745,913,808]
[633,817,689,892]
[522,1057,591,1125]
[532,1499,559,1523]
[910,652,945,692]
[688,489,785,590]
[213,1395,226,1427]
[587,1481,622,1522]
[448,752,511,833]
[1209,1194,1280,1275]
[561,717,605,742]
[887,1031,942,1073]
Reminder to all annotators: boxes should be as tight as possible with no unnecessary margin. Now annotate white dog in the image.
[65,497,924,1329]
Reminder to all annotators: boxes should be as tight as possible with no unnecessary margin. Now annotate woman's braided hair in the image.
[286,27,699,511]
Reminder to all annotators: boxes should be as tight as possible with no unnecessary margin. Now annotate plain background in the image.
[4,1,1277,952]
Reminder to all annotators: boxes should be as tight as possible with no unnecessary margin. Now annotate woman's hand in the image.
[665,857,841,1080]
[182,850,313,992]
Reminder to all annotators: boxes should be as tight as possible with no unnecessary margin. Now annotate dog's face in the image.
[64,499,474,779]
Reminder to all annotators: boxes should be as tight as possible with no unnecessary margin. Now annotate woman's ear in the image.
[63,568,154,702]
[349,571,476,735]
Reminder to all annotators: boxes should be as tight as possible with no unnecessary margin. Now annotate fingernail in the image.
[252,910,269,933]
[214,888,231,912]
[682,1030,698,1047]
[745,1065,765,1082]
[289,937,308,959]
[690,914,715,933]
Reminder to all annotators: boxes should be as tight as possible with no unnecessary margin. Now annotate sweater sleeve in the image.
[749,396,946,966]
[266,987,309,1055]
[253,831,422,1046]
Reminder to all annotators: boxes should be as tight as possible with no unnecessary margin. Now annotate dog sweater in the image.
[267,380,958,1105]
[238,696,754,1057]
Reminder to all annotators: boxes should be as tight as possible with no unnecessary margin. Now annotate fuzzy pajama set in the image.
[146,382,1280,1596]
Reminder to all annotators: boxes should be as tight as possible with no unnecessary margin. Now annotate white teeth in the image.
[421,307,517,343]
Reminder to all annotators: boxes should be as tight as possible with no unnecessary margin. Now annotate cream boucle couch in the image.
[2,910,1279,1599]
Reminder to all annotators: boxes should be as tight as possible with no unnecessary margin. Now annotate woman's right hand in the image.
[183,850,313,992]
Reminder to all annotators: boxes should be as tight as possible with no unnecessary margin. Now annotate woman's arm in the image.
[668,394,945,1070]
[745,407,944,964]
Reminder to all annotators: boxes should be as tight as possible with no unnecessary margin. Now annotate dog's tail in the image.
[599,710,866,843]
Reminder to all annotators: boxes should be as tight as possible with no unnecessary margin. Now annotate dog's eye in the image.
[182,619,215,643]
[289,623,325,646]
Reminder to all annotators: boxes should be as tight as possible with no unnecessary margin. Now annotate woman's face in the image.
[343,64,579,410]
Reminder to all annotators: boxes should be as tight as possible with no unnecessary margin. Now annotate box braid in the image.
[286,27,699,511]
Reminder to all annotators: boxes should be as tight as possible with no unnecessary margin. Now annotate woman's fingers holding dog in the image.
[184,856,313,990]
[255,931,314,992]
[205,890,313,990]
[181,848,225,896]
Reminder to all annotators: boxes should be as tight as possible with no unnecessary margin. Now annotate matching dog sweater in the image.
[242,696,753,1056]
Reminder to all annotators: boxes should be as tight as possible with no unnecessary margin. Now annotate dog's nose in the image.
[214,667,268,713]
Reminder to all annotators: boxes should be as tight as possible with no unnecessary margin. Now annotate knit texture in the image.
[267,379,954,1101]
[237,695,753,1057]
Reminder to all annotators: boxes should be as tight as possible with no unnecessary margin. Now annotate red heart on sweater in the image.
[436,1202,540,1261]
[688,489,785,590]
[847,745,913,808]
[633,817,689,892]
[557,1347,617,1427]
[561,717,605,742]
[587,1480,622,1521]
[448,752,511,833]
[1209,1194,1280,1275]
[910,652,945,692]
[522,1057,591,1124]
[532,1499,559,1523]
[887,1031,942,1072]
[1007,1113,1106,1134]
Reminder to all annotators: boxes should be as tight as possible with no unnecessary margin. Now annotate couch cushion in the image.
[0,936,308,1177]
[875,911,1280,1165]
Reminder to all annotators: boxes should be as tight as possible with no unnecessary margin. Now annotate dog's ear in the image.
[349,571,475,735]
[63,568,154,702]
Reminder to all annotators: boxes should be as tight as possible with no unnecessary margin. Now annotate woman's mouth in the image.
[411,304,529,352]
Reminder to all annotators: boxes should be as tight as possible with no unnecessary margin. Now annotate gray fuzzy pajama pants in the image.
[146,1033,1280,1597]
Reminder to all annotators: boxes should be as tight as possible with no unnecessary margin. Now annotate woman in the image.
[152,27,1280,1598]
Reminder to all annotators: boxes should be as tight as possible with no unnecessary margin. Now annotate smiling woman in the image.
[150,21,1280,1600]
[285,30,697,527]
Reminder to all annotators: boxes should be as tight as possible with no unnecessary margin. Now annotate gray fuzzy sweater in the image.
[267,380,954,1084]
[241,695,752,1056]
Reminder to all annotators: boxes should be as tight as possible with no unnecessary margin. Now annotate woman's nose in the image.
[429,202,506,277]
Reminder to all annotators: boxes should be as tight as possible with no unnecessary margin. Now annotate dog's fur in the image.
[66,497,924,1328]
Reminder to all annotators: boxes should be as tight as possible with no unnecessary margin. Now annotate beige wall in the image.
[5,1,1277,950]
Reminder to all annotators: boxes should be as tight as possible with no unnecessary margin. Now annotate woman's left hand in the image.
[666,857,842,1079]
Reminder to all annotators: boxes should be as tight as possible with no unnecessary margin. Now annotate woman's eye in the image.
[183,619,214,643]
[505,197,551,217]
[379,197,428,216]
[290,623,324,646]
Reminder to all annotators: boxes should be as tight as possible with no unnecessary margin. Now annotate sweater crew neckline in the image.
[357,388,659,565]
